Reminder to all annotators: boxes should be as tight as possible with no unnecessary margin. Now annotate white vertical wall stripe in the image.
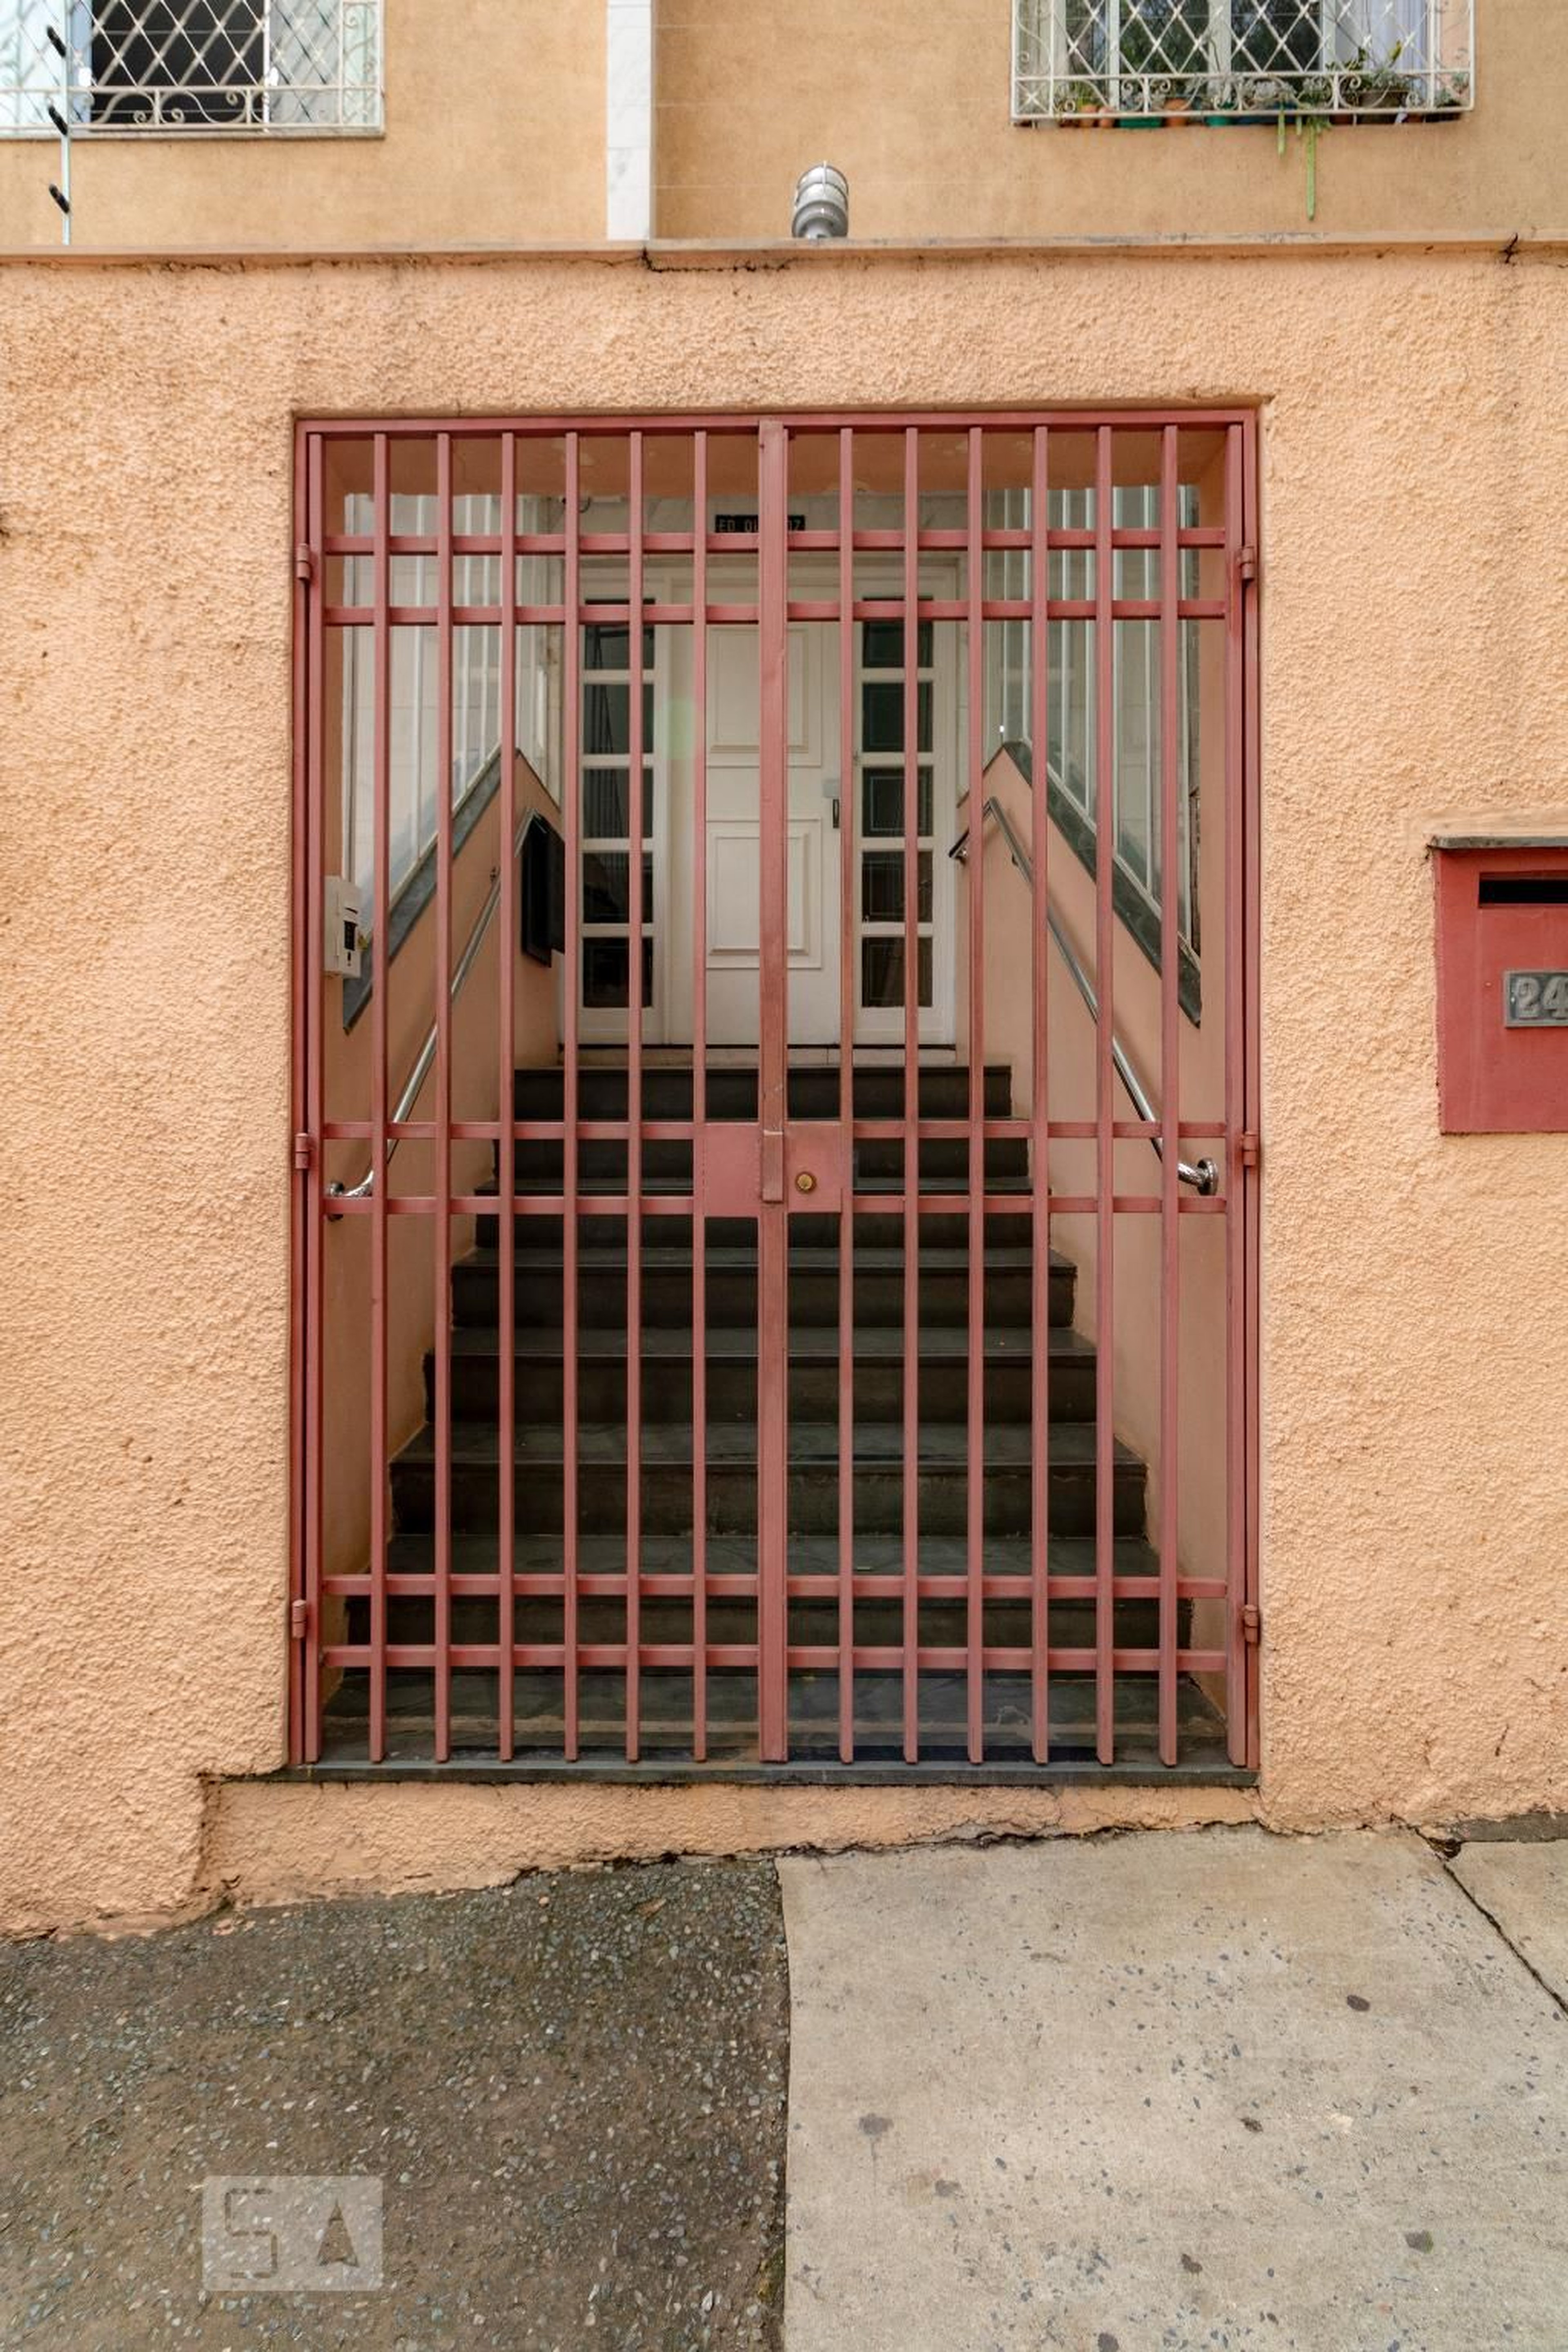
[605,0,653,241]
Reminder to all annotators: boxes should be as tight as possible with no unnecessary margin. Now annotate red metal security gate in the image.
[290,411,1260,1778]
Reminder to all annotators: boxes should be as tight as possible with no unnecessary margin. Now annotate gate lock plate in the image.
[696,1121,848,1217]
[784,1121,848,1214]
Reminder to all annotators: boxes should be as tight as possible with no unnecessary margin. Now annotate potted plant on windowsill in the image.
[1054,79,1112,127]
[1339,39,1413,119]
[1159,77,1202,124]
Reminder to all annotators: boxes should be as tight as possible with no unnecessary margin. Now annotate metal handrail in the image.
[950,795,1219,1195]
[326,809,537,1209]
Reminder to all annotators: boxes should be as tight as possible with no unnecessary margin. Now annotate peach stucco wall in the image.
[2,247,1566,1934]
[0,1,1560,254]
[0,0,606,251]
[655,0,1567,244]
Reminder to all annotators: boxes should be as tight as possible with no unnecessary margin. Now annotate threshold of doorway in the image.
[273,1753,1256,1790]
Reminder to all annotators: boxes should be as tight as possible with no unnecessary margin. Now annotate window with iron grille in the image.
[1012,0,1473,120]
[0,0,381,131]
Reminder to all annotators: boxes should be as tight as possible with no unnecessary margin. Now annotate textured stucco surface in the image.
[205,1780,1259,1911]
[2,249,1567,1933]
[0,2,1559,254]
[656,0,1568,244]
[0,0,606,251]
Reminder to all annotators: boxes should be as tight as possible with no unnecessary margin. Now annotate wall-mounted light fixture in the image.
[791,163,849,241]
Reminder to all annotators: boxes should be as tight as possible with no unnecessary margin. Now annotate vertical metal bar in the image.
[901,425,920,1764]
[369,432,391,1764]
[52,12,71,247]
[964,428,986,1764]
[288,445,306,1765]
[837,426,857,1763]
[1242,416,1262,1774]
[757,419,791,1764]
[625,432,645,1762]
[433,432,455,1763]
[1028,426,1051,1764]
[1157,426,1182,1767]
[563,434,583,1759]
[1223,421,1249,1766]
[1092,424,1116,1766]
[691,430,710,1760]
[300,432,325,1763]
[498,433,519,1760]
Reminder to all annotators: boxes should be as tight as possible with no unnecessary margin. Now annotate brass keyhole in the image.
[795,1169,817,1194]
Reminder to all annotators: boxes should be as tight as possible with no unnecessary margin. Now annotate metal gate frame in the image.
[287,408,1261,1777]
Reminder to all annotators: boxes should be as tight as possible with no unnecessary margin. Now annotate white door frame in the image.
[570,556,962,1051]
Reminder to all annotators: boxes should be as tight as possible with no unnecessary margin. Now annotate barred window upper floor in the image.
[0,1,383,134]
[1012,0,1474,122]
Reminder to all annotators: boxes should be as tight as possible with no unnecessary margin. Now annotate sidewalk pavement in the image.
[781,1827,1568,2352]
[0,1858,788,2351]
[2,1826,1564,2351]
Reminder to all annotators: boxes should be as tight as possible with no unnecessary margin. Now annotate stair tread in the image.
[395,1419,1136,1470]
[512,1063,1016,1090]
[321,1669,1228,1764]
[463,1243,1072,1275]
[491,1174,1034,1191]
[445,1324,1093,1365]
[383,1531,1163,1577]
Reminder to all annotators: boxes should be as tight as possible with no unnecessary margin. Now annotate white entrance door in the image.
[662,600,842,1048]
[697,618,840,1047]
[640,568,962,1051]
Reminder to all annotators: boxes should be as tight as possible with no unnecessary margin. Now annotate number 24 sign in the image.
[1504,970,1568,1027]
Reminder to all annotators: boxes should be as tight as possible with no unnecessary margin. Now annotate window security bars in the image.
[0,1,381,131]
[1013,0,1473,119]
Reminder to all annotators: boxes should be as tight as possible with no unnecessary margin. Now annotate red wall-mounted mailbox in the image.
[1434,840,1568,1133]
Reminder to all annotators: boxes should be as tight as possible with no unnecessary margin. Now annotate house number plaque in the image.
[1503,970,1568,1027]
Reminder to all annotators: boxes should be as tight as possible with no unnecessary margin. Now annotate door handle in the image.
[823,775,840,830]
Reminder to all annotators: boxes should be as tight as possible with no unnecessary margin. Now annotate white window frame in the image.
[0,0,384,135]
[1013,0,1472,120]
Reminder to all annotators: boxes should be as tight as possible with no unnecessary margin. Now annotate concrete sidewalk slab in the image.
[1450,1839,1568,2008]
[780,1829,1568,2352]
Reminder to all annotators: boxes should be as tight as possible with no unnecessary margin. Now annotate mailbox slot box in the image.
[1434,840,1568,1133]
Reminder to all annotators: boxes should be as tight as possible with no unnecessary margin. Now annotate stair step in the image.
[434,1321,1097,1424]
[320,1662,1230,1770]
[512,1064,1015,1122]
[454,1242,1074,1330]
[474,1204,1039,1253]
[354,1531,1174,1653]
[508,1140,1033,1186]
[390,1419,1145,1539]
[381,1530,1162,1581]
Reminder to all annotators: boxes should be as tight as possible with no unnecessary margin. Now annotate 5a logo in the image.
[200,2176,384,2294]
